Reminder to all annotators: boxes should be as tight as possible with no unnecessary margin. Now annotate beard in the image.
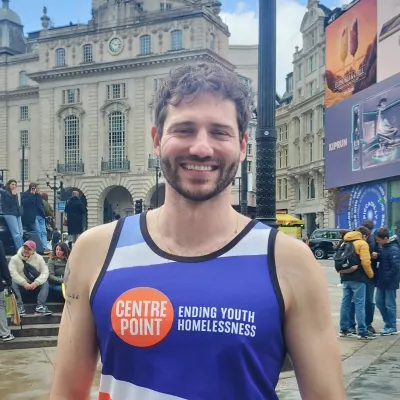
[160,153,240,202]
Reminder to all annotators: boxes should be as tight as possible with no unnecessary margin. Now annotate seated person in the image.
[48,242,70,292]
[8,240,52,316]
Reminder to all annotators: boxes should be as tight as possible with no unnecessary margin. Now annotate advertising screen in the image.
[325,0,377,109]
[325,72,400,189]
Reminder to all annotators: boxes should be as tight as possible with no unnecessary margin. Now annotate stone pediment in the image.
[56,104,85,118]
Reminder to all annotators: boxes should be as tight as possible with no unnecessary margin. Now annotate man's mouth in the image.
[181,164,218,171]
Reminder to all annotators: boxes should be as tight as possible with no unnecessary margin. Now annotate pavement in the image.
[1,259,400,399]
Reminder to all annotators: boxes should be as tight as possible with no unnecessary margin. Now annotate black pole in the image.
[256,0,277,228]
[155,166,159,208]
[53,176,57,218]
[21,145,25,192]
[241,161,248,215]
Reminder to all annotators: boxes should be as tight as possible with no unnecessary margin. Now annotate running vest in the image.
[91,213,286,400]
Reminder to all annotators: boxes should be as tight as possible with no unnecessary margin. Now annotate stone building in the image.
[0,0,259,228]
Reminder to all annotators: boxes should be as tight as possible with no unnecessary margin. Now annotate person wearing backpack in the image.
[336,227,375,340]
[0,240,14,342]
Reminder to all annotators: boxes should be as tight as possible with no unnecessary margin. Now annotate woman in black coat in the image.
[0,240,14,341]
[0,179,23,252]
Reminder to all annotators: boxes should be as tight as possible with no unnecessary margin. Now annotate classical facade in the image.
[0,0,260,228]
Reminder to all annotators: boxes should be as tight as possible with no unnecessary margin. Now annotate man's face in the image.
[9,182,17,190]
[152,93,247,202]
[22,245,34,257]
[376,236,389,246]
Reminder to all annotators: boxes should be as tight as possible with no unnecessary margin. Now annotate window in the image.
[298,184,301,201]
[277,179,282,200]
[20,106,29,120]
[62,89,81,104]
[107,83,126,100]
[108,111,126,169]
[287,75,293,92]
[56,48,66,67]
[298,88,302,98]
[83,44,93,63]
[19,71,27,87]
[64,115,80,168]
[309,111,314,133]
[284,149,288,167]
[297,64,302,81]
[309,142,313,162]
[308,177,316,200]
[321,137,325,158]
[247,143,252,156]
[20,130,29,147]
[321,47,326,65]
[210,33,215,51]
[278,127,282,141]
[309,81,315,96]
[247,161,252,173]
[310,30,316,47]
[283,178,288,200]
[20,159,29,181]
[278,151,282,169]
[140,35,151,55]
[284,124,288,140]
[297,146,301,165]
[160,2,172,10]
[171,30,182,50]
[308,55,315,73]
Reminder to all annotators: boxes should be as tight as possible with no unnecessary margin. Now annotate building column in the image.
[86,194,101,229]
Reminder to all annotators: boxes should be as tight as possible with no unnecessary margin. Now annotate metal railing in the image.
[56,161,84,174]
[101,158,130,172]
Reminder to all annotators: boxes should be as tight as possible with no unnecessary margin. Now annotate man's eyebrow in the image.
[166,121,195,131]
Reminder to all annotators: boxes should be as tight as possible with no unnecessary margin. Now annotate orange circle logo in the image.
[111,287,174,348]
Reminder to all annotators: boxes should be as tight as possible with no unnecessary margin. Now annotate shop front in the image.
[388,179,400,235]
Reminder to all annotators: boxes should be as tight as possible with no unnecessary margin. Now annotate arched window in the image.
[307,177,316,200]
[171,30,182,51]
[19,70,27,87]
[210,33,215,51]
[56,48,66,67]
[140,35,151,55]
[64,115,80,170]
[108,111,126,169]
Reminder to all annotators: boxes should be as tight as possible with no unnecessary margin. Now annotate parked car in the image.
[308,228,343,260]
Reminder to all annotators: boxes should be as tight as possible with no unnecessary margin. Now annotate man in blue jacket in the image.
[373,228,400,336]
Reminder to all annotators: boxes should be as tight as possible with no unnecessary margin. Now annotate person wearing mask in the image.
[64,191,85,248]
[338,227,375,340]
[47,242,70,293]
[0,179,23,253]
[373,228,400,336]
[0,240,14,342]
[8,240,52,316]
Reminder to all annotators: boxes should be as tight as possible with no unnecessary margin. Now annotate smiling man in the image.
[50,63,344,400]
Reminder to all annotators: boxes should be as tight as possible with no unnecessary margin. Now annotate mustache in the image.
[174,156,224,165]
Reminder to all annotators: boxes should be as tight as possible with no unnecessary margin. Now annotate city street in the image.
[0,260,400,399]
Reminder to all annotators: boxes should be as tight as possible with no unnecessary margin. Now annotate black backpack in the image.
[334,241,360,272]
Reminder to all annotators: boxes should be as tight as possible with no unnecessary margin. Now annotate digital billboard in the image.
[325,0,377,109]
[325,72,400,189]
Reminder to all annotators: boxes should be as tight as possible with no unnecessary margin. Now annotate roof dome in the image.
[0,1,21,25]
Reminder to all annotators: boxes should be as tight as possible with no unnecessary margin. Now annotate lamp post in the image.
[148,155,161,208]
[256,0,278,228]
[233,176,241,212]
[46,174,63,218]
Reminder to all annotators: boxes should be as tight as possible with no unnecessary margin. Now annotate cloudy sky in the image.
[11,0,349,94]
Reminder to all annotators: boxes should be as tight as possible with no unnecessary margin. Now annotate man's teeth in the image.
[184,164,214,171]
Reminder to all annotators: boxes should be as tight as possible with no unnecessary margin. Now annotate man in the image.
[64,191,85,248]
[8,240,52,316]
[338,227,375,340]
[373,228,400,335]
[0,240,14,342]
[50,63,344,399]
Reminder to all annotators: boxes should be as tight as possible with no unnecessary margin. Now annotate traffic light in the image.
[135,199,143,214]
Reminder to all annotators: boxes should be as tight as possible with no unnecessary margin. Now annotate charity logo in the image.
[111,287,174,348]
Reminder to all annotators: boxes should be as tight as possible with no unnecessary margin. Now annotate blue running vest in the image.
[91,213,286,400]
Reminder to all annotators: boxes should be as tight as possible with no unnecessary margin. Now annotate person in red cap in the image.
[8,240,52,316]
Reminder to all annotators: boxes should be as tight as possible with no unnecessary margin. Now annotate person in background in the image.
[47,242,70,293]
[34,186,49,253]
[373,228,400,336]
[0,240,14,342]
[8,240,52,316]
[41,192,54,242]
[51,228,61,250]
[0,179,24,253]
[64,191,85,248]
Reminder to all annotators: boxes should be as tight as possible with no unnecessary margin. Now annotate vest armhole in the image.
[267,228,286,330]
[89,217,126,306]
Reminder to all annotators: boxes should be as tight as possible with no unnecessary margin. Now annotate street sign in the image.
[57,201,66,212]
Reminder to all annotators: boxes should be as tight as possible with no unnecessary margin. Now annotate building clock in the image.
[109,37,122,54]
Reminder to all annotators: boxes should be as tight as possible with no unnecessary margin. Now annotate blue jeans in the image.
[349,280,375,329]
[376,288,397,330]
[35,216,48,250]
[49,284,62,293]
[3,215,24,251]
[340,281,367,336]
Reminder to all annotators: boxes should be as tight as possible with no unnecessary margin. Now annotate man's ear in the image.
[240,132,249,162]
[151,126,160,157]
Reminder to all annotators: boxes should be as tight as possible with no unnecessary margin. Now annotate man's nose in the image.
[189,129,214,158]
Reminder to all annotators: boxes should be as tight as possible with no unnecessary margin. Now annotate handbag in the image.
[23,261,40,283]
[5,287,21,326]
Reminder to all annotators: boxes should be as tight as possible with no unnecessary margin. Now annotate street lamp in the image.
[256,0,277,228]
[148,155,161,208]
[46,174,63,218]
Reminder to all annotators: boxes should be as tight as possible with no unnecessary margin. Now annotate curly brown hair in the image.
[153,62,253,141]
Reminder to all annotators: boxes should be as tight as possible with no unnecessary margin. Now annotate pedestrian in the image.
[50,63,344,399]
[0,179,24,253]
[373,228,400,336]
[0,240,15,342]
[337,227,375,340]
[64,191,85,248]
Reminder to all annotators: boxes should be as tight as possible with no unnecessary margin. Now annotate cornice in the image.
[28,49,234,82]
[0,54,39,66]
[0,86,39,100]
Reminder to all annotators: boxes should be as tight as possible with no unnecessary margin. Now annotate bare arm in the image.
[49,223,116,399]
[276,233,345,399]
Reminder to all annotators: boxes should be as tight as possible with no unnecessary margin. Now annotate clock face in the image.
[109,38,122,54]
